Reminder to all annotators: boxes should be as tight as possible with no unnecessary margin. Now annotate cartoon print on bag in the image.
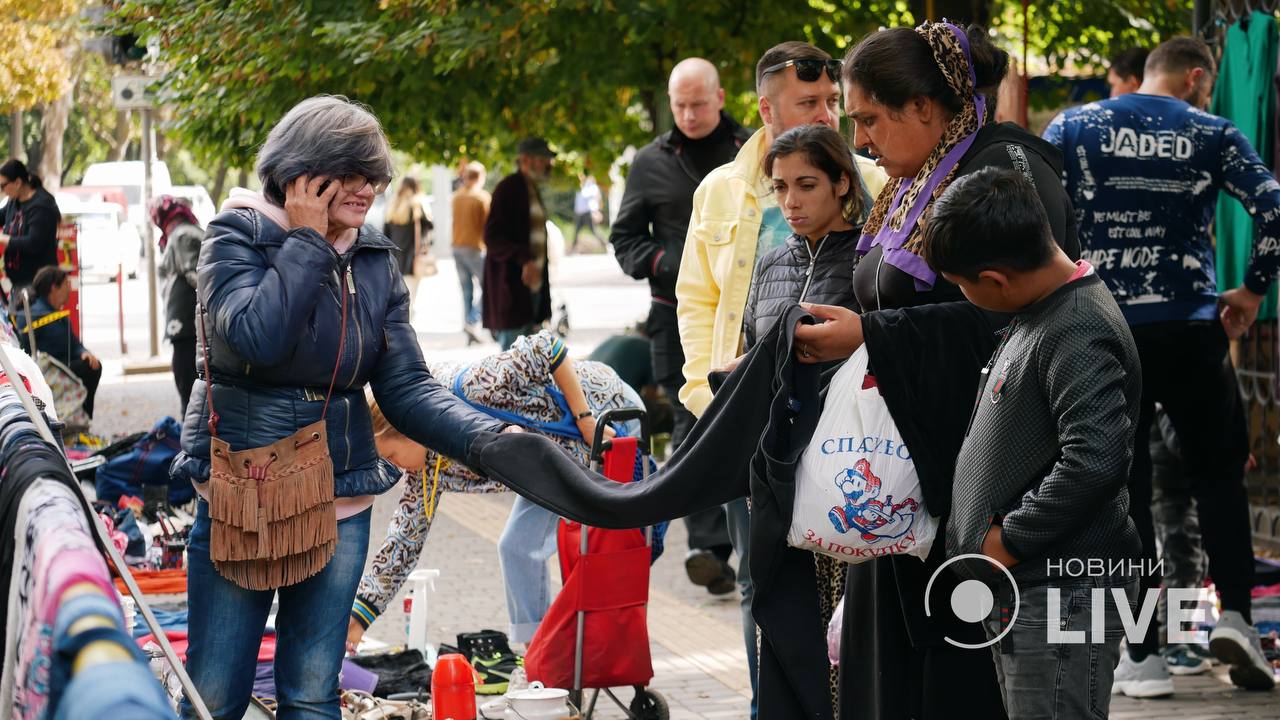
[827,458,919,541]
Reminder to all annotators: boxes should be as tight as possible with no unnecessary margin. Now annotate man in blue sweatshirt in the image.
[1044,36,1278,695]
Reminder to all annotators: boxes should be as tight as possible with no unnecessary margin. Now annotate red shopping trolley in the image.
[524,408,668,719]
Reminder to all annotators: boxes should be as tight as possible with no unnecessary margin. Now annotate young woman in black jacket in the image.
[742,125,868,351]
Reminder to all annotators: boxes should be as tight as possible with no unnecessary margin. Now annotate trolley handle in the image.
[589,407,649,465]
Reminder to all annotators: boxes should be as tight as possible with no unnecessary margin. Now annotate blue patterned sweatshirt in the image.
[1043,93,1280,325]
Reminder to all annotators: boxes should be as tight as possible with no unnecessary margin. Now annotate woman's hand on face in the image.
[793,303,863,364]
[285,175,339,238]
[345,617,365,655]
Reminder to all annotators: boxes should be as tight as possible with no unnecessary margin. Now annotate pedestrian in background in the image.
[383,176,432,321]
[152,194,205,414]
[610,56,751,597]
[0,158,60,299]
[483,137,556,350]
[569,173,603,253]
[1108,46,1149,98]
[452,161,490,345]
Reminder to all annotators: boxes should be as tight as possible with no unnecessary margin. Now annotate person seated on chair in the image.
[347,330,656,660]
[17,265,100,417]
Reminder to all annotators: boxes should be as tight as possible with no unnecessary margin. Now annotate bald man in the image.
[610,58,751,597]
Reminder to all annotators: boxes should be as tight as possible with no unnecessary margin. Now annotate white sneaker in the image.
[1209,610,1277,691]
[1112,652,1175,698]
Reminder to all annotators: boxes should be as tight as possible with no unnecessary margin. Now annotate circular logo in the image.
[923,553,1020,649]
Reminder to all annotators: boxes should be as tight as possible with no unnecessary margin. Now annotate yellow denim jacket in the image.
[675,128,888,416]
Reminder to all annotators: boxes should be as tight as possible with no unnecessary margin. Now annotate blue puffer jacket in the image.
[171,207,506,498]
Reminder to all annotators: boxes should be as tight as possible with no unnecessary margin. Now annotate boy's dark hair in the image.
[763,125,865,222]
[922,167,1056,280]
[1109,47,1149,82]
[1145,37,1214,77]
[755,41,832,94]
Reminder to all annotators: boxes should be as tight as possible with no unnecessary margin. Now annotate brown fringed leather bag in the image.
[199,285,348,591]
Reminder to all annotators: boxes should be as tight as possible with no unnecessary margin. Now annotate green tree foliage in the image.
[116,0,1195,173]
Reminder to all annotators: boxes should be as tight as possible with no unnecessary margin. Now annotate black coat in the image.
[610,113,751,303]
[742,228,860,350]
[1,187,60,289]
[482,172,552,330]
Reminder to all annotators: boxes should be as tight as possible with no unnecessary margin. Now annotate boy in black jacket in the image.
[922,167,1144,718]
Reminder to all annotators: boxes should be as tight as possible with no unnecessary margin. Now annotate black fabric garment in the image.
[609,112,751,303]
[172,335,197,415]
[743,228,861,350]
[384,214,432,277]
[680,116,744,179]
[645,302,732,553]
[349,648,432,698]
[1,187,60,290]
[470,305,832,719]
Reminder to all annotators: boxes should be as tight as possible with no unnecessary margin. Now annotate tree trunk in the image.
[237,168,249,191]
[210,160,229,206]
[8,111,22,162]
[37,88,73,191]
[111,110,131,161]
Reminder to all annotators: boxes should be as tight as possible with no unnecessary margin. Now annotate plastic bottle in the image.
[432,653,477,720]
[507,666,529,694]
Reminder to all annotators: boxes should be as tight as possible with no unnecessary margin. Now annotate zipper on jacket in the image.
[343,394,352,468]
[796,234,828,303]
[343,259,363,389]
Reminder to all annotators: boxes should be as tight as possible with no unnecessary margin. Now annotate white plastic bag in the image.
[827,597,844,665]
[788,346,937,563]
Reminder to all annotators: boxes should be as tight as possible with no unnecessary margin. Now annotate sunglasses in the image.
[761,58,842,84]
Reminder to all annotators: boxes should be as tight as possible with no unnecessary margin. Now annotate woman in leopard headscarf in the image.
[793,21,1079,720]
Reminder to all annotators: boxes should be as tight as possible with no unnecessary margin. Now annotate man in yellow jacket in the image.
[674,41,887,718]
[677,43,886,418]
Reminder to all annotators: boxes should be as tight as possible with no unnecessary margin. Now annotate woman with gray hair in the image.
[170,95,513,719]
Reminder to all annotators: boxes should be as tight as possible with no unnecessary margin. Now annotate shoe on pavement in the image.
[1112,652,1175,698]
[684,549,736,596]
[1162,643,1211,676]
[1208,610,1277,691]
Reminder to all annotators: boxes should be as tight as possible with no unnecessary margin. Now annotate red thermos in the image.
[432,653,477,720]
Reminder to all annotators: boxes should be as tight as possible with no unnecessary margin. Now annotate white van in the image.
[81,160,173,232]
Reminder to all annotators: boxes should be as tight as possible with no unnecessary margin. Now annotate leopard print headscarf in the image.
[855,21,987,289]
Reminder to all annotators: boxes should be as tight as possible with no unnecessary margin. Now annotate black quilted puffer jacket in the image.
[742,227,861,350]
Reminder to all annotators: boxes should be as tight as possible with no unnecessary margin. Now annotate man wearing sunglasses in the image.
[674,41,887,719]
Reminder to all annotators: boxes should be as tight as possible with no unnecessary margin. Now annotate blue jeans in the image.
[180,501,371,720]
[498,495,560,643]
[985,576,1136,719]
[454,247,483,326]
[724,497,757,718]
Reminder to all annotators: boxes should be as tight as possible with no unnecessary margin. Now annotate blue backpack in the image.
[95,416,192,506]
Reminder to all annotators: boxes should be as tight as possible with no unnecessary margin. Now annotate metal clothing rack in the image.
[0,341,214,720]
